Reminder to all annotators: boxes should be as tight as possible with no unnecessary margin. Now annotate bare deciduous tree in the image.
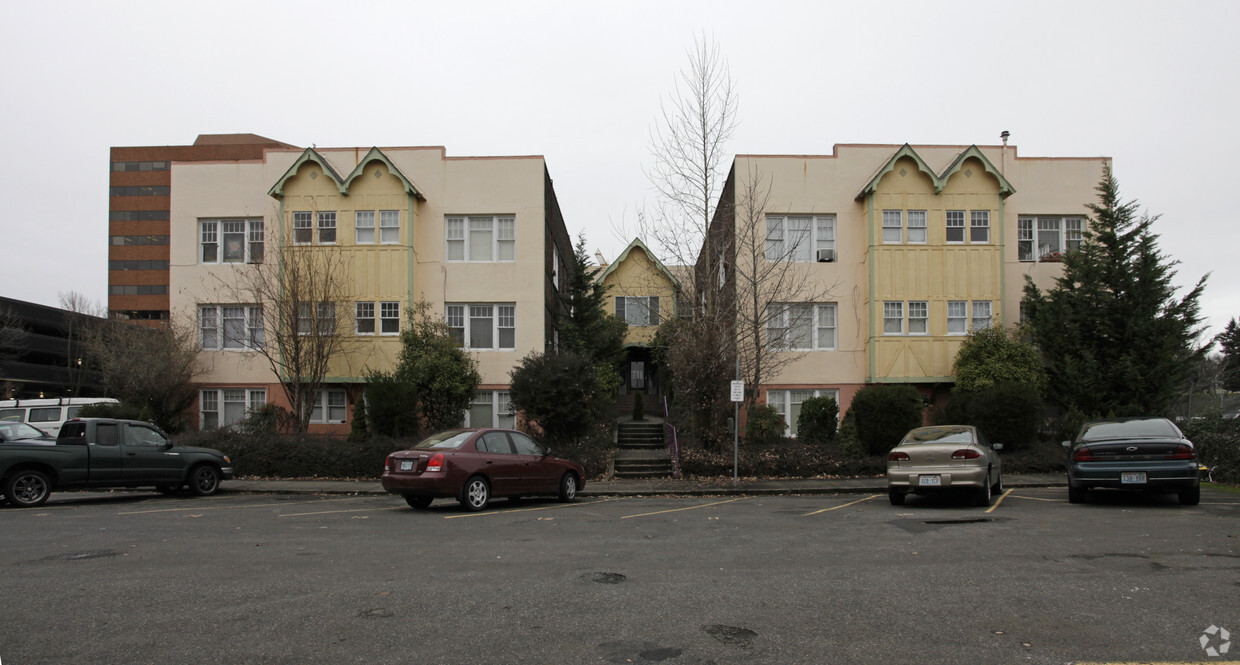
[211,237,362,435]
[58,291,105,396]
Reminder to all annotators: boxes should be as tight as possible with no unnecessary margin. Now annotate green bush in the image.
[849,384,923,455]
[678,440,885,478]
[178,430,404,479]
[745,404,786,447]
[1182,415,1240,486]
[797,395,839,444]
[941,383,1042,450]
[836,409,866,459]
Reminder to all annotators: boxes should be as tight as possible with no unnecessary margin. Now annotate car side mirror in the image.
[992,443,1004,451]
[543,447,553,457]
[1060,441,1071,448]
[163,440,174,450]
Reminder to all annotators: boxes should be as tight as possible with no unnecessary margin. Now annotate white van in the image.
[0,397,121,437]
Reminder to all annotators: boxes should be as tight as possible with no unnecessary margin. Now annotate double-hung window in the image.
[200,219,263,263]
[907,301,929,334]
[355,211,375,244]
[446,215,516,262]
[766,303,837,350]
[467,390,515,429]
[1018,216,1085,261]
[380,301,400,334]
[317,212,336,244]
[355,302,375,334]
[882,210,903,244]
[379,210,400,244]
[947,301,969,334]
[970,211,990,243]
[766,215,836,261]
[446,304,515,350]
[293,212,313,245]
[767,389,840,437]
[616,296,660,326]
[883,302,904,335]
[906,210,928,244]
[946,211,966,243]
[199,305,263,350]
[971,301,993,331]
[308,390,347,424]
[200,388,266,430]
[298,302,336,336]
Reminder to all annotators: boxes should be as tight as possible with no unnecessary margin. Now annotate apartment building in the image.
[155,136,570,433]
[109,134,295,324]
[708,142,1108,436]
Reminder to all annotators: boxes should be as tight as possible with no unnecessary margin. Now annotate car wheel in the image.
[1068,484,1087,504]
[404,494,433,509]
[558,473,578,502]
[156,484,181,495]
[459,476,490,512]
[4,470,52,508]
[974,471,993,507]
[1179,485,1201,506]
[888,487,905,506]
[188,465,221,497]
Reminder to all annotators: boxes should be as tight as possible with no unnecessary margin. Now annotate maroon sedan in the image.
[381,428,586,511]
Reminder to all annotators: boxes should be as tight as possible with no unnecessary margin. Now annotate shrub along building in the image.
[705,141,1108,436]
[151,135,570,434]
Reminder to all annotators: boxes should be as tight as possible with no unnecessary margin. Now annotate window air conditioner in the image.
[816,249,836,263]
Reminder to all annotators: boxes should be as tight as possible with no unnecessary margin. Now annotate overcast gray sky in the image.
[2,0,1236,341]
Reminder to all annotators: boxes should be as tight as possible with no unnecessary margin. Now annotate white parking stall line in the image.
[803,494,880,516]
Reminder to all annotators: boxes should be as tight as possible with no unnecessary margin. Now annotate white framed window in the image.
[298,302,336,336]
[200,388,266,430]
[379,210,400,244]
[200,219,263,263]
[945,210,965,243]
[616,296,660,326]
[882,210,903,244]
[380,301,400,334]
[355,211,375,244]
[308,389,347,424]
[947,301,969,335]
[767,388,841,437]
[446,215,515,262]
[466,390,515,429]
[970,211,990,244]
[766,215,836,261]
[883,301,904,335]
[767,303,837,351]
[355,302,375,334]
[908,301,929,335]
[1018,216,1086,261]
[971,301,993,331]
[446,303,515,350]
[906,210,927,244]
[293,211,313,245]
[317,212,336,244]
[199,305,263,350]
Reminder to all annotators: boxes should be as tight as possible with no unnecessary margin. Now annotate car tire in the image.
[558,473,578,502]
[888,487,905,506]
[404,494,433,509]
[459,476,490,512]
[4,469,52,508]
[188,465,221,497]
[992,473,1004,495]
[1068,484,1087,504]
[974,471,993,507]
[1179,485,1201,506]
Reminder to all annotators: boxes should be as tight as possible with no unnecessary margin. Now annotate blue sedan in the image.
[1063,417,1200,505]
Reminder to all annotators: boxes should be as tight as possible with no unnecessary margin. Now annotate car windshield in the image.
[0,422,48,440]
[1080,419,1180,442]
[900,426,974,445]
[413,430,474,450]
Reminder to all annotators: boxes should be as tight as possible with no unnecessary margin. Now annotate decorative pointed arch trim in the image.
[268,148,347,199]
[854,144,1016,200]
[341,147,425,200]
[598,237,682,291]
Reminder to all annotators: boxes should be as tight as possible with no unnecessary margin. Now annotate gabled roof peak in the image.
[855,144,1015,201]
[268,146,425,201]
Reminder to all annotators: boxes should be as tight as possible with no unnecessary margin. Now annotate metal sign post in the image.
[730,380,744,487]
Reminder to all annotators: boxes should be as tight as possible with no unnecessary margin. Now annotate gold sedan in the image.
[886,425,1004,506]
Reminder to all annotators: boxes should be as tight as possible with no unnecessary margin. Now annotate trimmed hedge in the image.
[1182,416,1240,486]
[797,395,839,444]
[849,384,923,455]
[679,441,886,478]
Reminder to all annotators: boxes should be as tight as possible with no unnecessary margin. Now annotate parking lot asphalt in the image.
[219,472,1067,498]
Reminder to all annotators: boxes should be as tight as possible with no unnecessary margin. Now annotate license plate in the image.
[400,460,414,471]
[1121,471,1147,484]
[918,475,941,487]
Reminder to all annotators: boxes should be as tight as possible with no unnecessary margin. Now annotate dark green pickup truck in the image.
[0,418,234,508]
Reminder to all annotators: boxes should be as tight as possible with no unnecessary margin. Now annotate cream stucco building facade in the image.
[166,139,571,433]
[708,143,1109,435]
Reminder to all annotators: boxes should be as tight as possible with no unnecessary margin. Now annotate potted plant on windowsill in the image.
[1040,252,1064,263]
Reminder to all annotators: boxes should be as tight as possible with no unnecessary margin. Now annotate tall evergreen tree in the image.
[1217,318,1240,391]
[1022,166,1208,416]
[556,233,627,369]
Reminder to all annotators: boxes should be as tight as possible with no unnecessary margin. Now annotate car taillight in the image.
[1170,444,1195,460]
[887,451,910,461]
[951,449,981,460]
[427,453,444,472]
[1072,447,1095,462]
[385,455,395,472]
